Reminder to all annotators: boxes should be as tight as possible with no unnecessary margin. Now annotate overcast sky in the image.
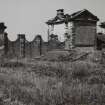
[0,0,104,41]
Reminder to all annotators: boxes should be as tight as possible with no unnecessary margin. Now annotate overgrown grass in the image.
[0,59,105,105]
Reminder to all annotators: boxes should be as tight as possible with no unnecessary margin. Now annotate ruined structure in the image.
[6,34,48,58]
[0,9,100,58]
[0,23,48,58]
[0,23,7,56]
[46,9,99,50]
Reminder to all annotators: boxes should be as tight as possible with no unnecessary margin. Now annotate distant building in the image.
[46,9,99,50]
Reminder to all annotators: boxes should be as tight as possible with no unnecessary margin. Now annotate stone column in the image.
[47,25,50,42]
[48,25,54,51]
[48,24,54,41]
[65,22,74,50]
[69,22,75,49]
[18,34,25,58]
[4,33,8,55]
[50,24,54,37]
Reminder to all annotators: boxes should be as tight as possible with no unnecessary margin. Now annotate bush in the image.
[71,61,92,80]
[31,61,70,78]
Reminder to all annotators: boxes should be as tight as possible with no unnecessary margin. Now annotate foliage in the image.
[0,59,105,105]
[99,22,105,28]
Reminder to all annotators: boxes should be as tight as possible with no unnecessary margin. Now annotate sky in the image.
[0,0,105,41]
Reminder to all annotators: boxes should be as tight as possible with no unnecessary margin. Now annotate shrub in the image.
[31,61,70,78]
[71,61,92,80]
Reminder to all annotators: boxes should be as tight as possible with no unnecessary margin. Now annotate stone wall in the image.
[74,21,97,46]
[4,34,64,58]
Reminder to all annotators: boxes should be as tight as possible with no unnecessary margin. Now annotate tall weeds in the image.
[0,60,105,105]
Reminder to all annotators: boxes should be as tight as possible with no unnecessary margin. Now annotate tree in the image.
[99,22,105,29]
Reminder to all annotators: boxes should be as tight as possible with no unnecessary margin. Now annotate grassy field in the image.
[0,51,105,105]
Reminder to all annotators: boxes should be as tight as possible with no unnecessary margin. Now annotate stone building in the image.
[0,9,100,58]
[46,9,99,50]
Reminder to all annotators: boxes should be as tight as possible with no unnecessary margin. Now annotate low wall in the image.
[4,34,64,58]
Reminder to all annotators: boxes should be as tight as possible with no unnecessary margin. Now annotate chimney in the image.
[56,9,64,18]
